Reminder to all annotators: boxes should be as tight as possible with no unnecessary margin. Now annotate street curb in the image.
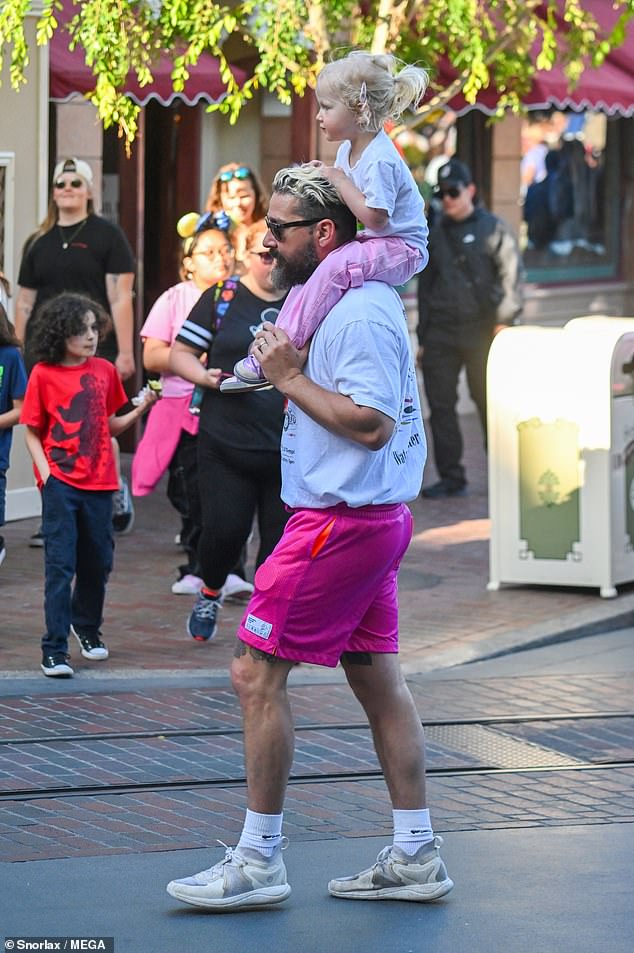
[404,592,634,673]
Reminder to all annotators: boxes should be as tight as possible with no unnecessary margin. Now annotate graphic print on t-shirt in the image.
[49,372,109,474]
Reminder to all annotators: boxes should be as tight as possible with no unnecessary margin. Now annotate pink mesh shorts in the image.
[237,502,413,667]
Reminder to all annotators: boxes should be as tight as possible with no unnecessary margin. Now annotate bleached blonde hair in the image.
[271,165,358,240]
[318,52,428,132]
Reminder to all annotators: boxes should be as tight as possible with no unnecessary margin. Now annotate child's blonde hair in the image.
[318,52,428,133]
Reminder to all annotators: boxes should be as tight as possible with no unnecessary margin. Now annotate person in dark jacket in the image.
[416,159,522,498]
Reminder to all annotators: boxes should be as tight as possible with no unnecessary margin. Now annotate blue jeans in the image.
[41,476,114,657]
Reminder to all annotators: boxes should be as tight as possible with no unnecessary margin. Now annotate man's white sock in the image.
[237,809,283,857]
[392,808,434,855]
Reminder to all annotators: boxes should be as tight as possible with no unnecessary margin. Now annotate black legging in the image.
[196,429,289,591]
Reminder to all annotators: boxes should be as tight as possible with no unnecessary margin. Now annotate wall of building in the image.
[56,97,104,211]
[1,15,48,520]
[199,97,262,203]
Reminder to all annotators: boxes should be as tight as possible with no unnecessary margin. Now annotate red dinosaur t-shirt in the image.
[21,357,127,490]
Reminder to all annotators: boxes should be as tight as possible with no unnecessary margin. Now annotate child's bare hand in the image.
[202,367,224,390]
[137,389,159,414]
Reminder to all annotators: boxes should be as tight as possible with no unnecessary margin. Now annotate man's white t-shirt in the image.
[336,130,428,260]
[280,282,426,508]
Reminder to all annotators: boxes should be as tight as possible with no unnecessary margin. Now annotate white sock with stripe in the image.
[238,809,283,857]
[392,808,434,855]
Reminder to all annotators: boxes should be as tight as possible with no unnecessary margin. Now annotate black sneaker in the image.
[112,477,134,534]
[70,624,109,660]
[0,535,5,568]
[29,529,44,548]
[187,593,221,641]
[41,654,74,677]
[421,479,468,499]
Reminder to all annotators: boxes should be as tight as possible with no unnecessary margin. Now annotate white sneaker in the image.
[70,625,109,660]
[166,841,291,910]
[171,574,204,595]
[328,836,454,902]
[221,573,254,603]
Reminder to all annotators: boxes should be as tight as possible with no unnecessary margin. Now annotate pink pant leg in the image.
[276,237,424,348]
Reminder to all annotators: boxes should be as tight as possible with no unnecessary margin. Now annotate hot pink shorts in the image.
[237,502,413,667]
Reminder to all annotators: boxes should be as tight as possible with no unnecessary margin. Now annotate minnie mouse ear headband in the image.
[177,210,231,239]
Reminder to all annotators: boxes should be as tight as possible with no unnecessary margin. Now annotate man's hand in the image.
[252,322,309,393]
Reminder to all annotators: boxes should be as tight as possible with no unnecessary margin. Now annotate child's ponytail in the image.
[390,63,429,119]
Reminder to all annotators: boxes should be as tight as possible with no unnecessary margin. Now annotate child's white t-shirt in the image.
[335,129,428,257]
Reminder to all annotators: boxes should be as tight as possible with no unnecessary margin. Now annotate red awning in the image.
[439,0,634,117]
[49,1,246,106]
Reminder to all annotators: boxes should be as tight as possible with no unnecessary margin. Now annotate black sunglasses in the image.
[265,216,324,242]
[54,178,84,189]
[435,186,463,199]
[219,166,252,183]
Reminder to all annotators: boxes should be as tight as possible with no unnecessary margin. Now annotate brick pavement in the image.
[0,674,632,862]
[2,413,633,679]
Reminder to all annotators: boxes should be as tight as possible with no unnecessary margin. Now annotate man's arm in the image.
[15,287,37,343]
[105,272,136,380]
[254,323,395,451]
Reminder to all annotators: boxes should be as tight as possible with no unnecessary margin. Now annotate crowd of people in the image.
[0,46,537,914]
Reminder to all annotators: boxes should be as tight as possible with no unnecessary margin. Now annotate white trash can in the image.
[487,316,634,598]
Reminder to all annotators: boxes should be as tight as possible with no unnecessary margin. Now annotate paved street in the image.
[0,630,632,952]
[1,413,633,952]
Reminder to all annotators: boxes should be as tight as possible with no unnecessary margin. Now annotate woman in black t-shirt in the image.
[15,157,135,380]
[170,220,289,643]
[15,157,137,541]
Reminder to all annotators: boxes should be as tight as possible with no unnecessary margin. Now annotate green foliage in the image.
[1,0,633,143]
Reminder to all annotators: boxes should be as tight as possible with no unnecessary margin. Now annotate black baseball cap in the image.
[436,158,473,189]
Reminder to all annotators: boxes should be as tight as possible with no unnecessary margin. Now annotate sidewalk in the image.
[1,633,632,952]
[1,412,633,679]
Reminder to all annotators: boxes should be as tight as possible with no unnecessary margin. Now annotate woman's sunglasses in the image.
[219,166,252,183]
[54,178,84,190]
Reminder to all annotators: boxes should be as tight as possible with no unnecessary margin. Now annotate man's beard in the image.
[271,242,320,290]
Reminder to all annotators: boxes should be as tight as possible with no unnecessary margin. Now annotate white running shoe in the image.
[221,573,254,603]
[166,841,291,910]
[171,574,204,595]
[328,836,454,901]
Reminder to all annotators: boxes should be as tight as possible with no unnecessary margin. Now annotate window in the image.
[519,111,620,284]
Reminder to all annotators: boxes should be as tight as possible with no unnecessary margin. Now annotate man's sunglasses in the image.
[54,178,84,190]
[219,166,252,183]
[435,186,463,199]
[265,216,323,242]
[250,251,275,264]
